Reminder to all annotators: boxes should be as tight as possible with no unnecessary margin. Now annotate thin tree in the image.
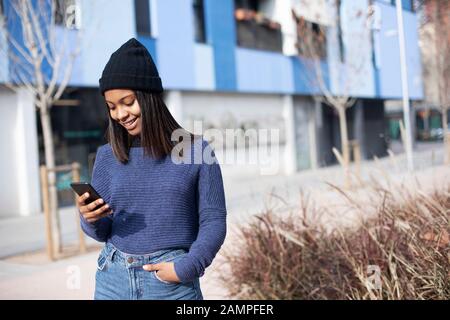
[0,0,82,255]
[292,1,373,186]
[417,0,450,164]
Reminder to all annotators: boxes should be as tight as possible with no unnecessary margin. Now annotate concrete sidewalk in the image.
[0,249,98,299]
[0,244,231,300]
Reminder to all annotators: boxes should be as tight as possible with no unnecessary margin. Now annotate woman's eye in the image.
[125,100,134,106]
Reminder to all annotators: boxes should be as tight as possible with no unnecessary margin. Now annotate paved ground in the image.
[0,140,447,300]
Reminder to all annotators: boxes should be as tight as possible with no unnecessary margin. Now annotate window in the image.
[55,0,81,29]
[193,0,206,43]
[234,0,283,52]
[235,0,259,11]
[134,0,151,36]
[55,1,64,25]
[0,0,4,24]
[236,0,257,11]
[390,0,415,11]
[296,17,327,59]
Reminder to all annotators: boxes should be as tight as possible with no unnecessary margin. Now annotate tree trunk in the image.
[337,106,350,166]
[442,106,449,164]
[337,105,351,188]
[40,105,62,255]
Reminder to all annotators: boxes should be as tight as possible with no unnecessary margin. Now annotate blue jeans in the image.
[94,242,203,300]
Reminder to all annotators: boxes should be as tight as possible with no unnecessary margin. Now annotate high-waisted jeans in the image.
[94,242,203,300]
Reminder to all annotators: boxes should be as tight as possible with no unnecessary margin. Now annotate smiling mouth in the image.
[121,118,137,128]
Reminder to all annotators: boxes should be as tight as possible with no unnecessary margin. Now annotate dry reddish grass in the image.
[220,178,450,300]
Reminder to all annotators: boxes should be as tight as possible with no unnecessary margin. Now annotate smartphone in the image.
[70,182,102,204]
[71,182,113,220]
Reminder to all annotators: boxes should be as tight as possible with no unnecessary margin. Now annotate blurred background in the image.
[0,0,448,300]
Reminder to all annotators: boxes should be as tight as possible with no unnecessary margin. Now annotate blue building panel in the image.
[401,0,414,11]
[0,1,9,83]
[3,0,53,85]
[337,0,376,98]
[0,0,424,101]
[204,0,237,91]
[236,48,293,94]
[154,0,196,90]
[376,2,423,100]
[292,57,329,95]
[375,0,414,11]
[374,67,381,98]
[137,36,157,66]
[78,0,135,87]
[0,31,7,83]
[194,43,215,90]
[54,26,83,86]
[5,0,84,87]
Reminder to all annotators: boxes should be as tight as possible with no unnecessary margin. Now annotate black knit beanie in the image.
[99,38,163,95]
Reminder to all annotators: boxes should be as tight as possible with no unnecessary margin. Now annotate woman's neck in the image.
[130,135,141,147]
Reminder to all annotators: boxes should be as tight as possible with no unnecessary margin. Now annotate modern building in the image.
[414,0,450,141]
[0,0,423,217]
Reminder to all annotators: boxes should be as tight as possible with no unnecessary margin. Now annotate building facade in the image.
[0,0,423,217]
[415,0,450,140]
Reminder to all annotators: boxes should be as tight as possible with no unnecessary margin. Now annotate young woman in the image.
[76,38,227,300]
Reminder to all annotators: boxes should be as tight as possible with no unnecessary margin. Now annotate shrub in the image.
[220,181,450,300]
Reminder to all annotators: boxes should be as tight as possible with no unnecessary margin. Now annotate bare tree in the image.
[292,0,373,185]
[417,0,450,163]
[0,0,82,254]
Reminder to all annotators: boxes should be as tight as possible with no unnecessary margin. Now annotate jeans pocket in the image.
[151,249,188,285]
[153,271,176,285]
[153,249,188,264]
[97,248,108,271]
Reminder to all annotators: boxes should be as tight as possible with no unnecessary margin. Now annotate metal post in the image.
[40,165,55,261]
[72,162,87,253]
[395,0,414,171]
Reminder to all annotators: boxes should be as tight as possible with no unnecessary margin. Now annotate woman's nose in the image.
[116,107,129,121]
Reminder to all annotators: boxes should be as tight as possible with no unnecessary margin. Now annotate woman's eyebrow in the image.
[106,94,135,104]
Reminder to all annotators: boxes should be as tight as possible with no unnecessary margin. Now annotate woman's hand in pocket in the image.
[143,262,181,283]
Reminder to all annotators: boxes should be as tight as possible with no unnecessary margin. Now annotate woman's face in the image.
[105,89,142,136]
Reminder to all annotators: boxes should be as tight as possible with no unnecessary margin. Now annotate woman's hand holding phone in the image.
[76,192,113,223]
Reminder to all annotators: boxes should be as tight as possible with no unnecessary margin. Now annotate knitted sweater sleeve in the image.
[173,140,227,283]
[79,145,113,242]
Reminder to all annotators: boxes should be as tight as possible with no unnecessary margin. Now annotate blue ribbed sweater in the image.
[79,137,227,283]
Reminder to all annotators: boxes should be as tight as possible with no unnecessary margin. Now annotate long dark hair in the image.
[105,91,195,164]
